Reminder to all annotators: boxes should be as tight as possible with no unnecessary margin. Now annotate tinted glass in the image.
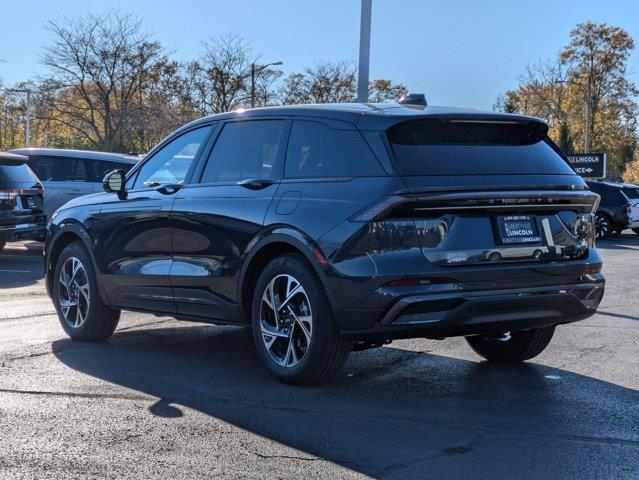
[0,163,39,184]
[73,159,88,182]
[285,120,384,178]
[94,160,134,181]
[27,156,75,181]
[133,126,211,189]
[623,187,639,199]
[387,119,575,176]
[201,120,284,183]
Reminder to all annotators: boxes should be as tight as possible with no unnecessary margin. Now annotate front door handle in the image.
[155,184,183,195]
[237,178,277,190]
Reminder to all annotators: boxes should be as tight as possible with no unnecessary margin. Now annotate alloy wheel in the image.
[595,213,610,239]
[58,256,90,328]
[259,274,313,368]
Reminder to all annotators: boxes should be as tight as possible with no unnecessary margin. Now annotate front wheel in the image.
[251,254,351,385]
[465,326,555,362]
[53,242,120,341]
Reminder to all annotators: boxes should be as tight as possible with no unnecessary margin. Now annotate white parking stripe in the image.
[0,269,31,273]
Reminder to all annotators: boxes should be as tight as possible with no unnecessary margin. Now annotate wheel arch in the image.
[238,232,335,324]
[46,223,108,304]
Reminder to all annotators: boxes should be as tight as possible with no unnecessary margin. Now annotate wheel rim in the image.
[58,256,90,328]
[259,274,313,368]
[595,214,610,239]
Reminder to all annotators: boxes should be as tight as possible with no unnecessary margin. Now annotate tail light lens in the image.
[573,213,595,247]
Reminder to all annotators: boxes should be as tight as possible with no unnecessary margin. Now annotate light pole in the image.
[357,0,372,103]
[5,88,32,147]
[250,61,283,108]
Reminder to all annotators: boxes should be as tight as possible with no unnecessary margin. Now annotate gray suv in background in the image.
[10,148,137,217]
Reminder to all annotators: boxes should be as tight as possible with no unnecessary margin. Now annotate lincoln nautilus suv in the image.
[44,103,605,384]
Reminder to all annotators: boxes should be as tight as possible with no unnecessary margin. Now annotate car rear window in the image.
[386,119,576,176]
[0,163,39,185]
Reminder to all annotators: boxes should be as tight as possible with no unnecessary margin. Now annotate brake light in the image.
[0,189,19,200]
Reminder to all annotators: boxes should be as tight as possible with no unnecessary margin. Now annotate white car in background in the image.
[10,148,137,218]
[620,183,639,235]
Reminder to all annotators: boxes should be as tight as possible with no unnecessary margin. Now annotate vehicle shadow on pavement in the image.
[52,325,639,479]
[0,242,44,289]
[597,233,639,250]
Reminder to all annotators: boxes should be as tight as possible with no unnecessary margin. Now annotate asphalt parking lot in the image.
[0,238,637,479]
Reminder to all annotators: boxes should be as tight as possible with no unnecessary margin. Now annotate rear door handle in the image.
[237,178,277,190]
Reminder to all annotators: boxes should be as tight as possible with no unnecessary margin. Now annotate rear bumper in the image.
[0,221,46,242]
[334,274,605,341]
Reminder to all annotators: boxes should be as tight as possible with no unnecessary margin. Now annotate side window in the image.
[200,120,284,184]
[285,120,384,178]
[73,159,89,182]
[132,126,211,189]
[28,156,79,181]
[94,161,134,181]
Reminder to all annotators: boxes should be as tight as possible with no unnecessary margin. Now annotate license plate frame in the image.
[494,215,542,245]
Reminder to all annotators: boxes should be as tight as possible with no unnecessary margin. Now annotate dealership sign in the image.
[565,153,606,178]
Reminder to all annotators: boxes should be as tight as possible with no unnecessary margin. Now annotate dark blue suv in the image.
[44,103,605,384]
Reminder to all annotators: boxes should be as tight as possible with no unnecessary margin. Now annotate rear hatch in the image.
[0,154,45,228]
[367,117,598,266]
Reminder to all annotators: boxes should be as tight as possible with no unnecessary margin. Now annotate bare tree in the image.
[39,10,164,152]
[186,33,257,114]
[281,60,357,104]
[368,79,408,102]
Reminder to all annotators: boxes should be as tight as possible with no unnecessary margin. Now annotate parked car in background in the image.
[619,183,639,235]
[586,180,632,239]
[44,103,604,384]
[0,152,46,252]
[10,148,137,218]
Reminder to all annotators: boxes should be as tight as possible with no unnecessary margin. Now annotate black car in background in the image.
[43,104,604,384]
[0,152,46,252]
[586,180,632,238]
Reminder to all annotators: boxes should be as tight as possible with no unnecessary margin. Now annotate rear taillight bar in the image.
[0,188,41,199]
[351,190,600,222]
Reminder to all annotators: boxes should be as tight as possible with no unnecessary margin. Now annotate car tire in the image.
[465,326,555,363]
[251,253,351,385]
[0,240,5,253]
[53,241,120,341]
[633,228,639,236]
[595,212,612,239]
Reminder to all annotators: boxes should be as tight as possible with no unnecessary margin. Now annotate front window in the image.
[132,126,211,189]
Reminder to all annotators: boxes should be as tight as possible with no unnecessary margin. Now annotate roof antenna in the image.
[398,93,427,107]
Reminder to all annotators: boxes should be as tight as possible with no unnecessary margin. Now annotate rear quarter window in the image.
[285,120,385,178]
[386,119,576,176]
[0,163,39,184]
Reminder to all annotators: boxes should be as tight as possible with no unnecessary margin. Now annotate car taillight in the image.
[0,189,19,200]
[573,213,595,247]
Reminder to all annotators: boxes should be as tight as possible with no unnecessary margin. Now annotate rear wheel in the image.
[465,326,555,362]
[53,242,120,341]
[251,254,351,385]
[595,212,612,239]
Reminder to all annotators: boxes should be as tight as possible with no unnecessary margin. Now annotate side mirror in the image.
[103,169,126,199]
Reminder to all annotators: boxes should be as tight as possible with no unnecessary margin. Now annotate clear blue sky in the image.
[2,0,639,110]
